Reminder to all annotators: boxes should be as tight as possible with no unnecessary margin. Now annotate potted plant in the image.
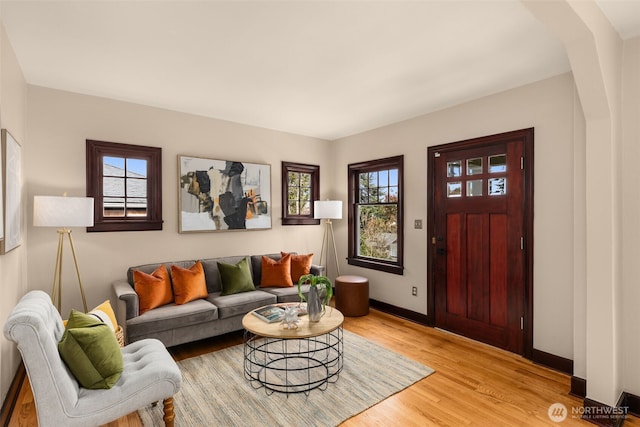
[297,274,333,322]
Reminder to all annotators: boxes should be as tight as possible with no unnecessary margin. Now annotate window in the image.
[348,155,403,274]
[86,140,162,232]
[445,153,508,198]
[281,161,320,225]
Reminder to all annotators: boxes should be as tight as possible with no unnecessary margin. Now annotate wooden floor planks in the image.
[7,308,639,426]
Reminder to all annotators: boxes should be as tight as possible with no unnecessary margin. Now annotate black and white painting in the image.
[179,155,271,232]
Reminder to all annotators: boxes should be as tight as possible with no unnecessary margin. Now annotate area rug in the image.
[139,330,434,426]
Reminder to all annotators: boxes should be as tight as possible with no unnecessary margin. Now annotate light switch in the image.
[414,219,422,229]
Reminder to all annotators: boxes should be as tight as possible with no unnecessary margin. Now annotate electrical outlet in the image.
[412,286,417,296]
[414,219,423,229]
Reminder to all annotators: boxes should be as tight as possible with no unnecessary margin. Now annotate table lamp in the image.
[33,195,94,312]
[314,200,342,277]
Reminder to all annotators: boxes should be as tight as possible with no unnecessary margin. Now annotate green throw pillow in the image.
[218,257,256,296]
[58,309,123,389]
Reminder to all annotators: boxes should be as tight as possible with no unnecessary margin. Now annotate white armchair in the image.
[3,290,182,427]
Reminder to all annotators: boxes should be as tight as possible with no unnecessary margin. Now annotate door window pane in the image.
[467,158,483,175]
[447,182,462,198]
[467,179,483,196]
[489,154,507,173]
[489,178,507,195]
[447,161,462,177]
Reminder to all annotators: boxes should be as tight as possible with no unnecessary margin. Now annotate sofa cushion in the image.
[261,283,312,303]
[133,265,174,314]
[88,300,118,332]
[126,299,218,341]
[58,310,123,389]
[171,261,208,304]
[127,260,196,286]
[251,253,287,286]
[260,254,293,288]
[282,252,314,283]
[200,255,249,293]
[218,257,256,296]
[207,290,276,319]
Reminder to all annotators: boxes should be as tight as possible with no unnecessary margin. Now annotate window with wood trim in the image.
[348,155,404,274]
[281,161,320,225]
[86,140,163,232]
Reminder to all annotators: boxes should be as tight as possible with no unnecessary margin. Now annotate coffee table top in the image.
[243,304,344,339]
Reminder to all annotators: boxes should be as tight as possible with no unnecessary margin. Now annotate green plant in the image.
[297,274,333,307]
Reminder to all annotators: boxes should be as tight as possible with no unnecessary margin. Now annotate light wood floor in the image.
[8,309,639,426]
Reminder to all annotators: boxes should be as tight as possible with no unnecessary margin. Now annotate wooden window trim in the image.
[348,155,404,275]
[86,140,163,232]
[281,161,320,226]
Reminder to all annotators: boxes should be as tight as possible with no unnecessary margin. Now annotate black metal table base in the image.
[243,326,343,395]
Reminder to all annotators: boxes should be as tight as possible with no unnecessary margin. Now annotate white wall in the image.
[22,74,583,363]
[621,36,640,397]
[0,23,28,404]
[332,72,581,359]
[25,86,332,318]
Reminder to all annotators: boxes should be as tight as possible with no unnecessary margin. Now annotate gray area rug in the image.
[139,330,434,426]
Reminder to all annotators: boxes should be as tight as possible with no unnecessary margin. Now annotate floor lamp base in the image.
[51,229,88,313]
[319,219,340,278]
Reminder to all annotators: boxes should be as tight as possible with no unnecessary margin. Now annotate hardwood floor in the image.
[8,309,639,426]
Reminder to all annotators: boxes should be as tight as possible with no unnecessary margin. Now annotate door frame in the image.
[426,128,534,358]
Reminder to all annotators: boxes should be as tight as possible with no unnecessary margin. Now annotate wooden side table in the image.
[335,275,369,317]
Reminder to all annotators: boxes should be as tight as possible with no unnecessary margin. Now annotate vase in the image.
[307,286,324,322]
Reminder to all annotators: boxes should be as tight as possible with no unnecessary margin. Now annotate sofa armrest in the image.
[112,279,139,321]
[310,264,326,276]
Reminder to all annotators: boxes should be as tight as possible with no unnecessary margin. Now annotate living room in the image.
[1,1,640,425]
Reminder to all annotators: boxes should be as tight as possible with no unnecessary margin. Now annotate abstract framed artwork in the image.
[1,129,21,254]
[178,155,271,232]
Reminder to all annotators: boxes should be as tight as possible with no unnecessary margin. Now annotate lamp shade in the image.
[34,196,94,227]
[314,200,342,220]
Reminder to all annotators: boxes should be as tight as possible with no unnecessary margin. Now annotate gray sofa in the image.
[112,253,323,347]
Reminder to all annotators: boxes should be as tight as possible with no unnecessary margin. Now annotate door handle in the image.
[436,248,446,255]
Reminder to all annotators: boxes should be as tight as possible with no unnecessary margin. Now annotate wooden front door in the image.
[428,129,533,355]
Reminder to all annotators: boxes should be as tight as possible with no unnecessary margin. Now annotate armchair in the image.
[3,290,182,427]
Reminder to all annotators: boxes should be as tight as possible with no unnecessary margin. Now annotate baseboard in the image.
[369,299,430,325]
[0,361,25,427]
[621,392,640,418]
[571,376,587,398]
[370,299,578,376]
[565,377,639,425]
[531,348,573,375]
[581,397,627,427]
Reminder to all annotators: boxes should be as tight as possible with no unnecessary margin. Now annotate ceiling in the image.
[1,1,639,141]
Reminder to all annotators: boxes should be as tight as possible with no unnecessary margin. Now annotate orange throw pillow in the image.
[282,252,313,283]
[171,261,208,305]
[133,265,173,314]
[261,254,294,288]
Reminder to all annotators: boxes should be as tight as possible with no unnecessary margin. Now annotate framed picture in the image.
[178,155,271,232]
[1,129,21,254]
[0,130,3,244]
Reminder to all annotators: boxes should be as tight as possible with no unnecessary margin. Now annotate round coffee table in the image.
[242,304,344,395]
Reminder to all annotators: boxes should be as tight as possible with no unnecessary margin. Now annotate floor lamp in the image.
[34,195,94,313]
[314,200,342,277]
